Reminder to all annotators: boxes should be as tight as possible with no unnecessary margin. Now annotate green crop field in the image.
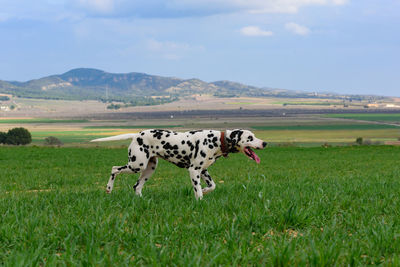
[30,130,116,144]
[325,113,400,122]
[2,146,400,265]
[84,125,183,129]
[0,119,89,124]
[251,124,400,131]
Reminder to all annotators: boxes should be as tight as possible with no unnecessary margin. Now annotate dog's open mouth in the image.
[244,147,260,164]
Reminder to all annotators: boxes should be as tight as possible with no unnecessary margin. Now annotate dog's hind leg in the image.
[133,157,158,196]
[201,169,216,195]
[106,164,141,193]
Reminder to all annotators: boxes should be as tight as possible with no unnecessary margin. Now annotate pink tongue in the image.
[246,148,261,164]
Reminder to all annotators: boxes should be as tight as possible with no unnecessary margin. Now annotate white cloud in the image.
[76,0,115,14]
[285,22,311,35]
[240,26,273,37]
[71,0,350,18]
[0,0,350,21]
[240,0,349,14]
[332,0,349,5]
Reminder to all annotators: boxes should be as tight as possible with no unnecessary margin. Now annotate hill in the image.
[0,68,388,102]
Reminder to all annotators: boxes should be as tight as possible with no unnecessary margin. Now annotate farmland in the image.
[1,112,399,146]
[1,146,400,265]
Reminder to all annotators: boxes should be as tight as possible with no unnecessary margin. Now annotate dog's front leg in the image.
[189,168,203,200]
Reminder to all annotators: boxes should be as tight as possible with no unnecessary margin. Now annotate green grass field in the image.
[84,125,183,129]
[2,146,400,265]
[325,113,400,122]
[251,124,400,130]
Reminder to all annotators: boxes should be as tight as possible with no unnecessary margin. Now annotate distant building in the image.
[386,104,400,108]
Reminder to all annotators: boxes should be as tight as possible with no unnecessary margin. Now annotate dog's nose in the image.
[262,142,267,148]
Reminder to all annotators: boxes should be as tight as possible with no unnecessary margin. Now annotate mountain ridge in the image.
[0,68,387,102]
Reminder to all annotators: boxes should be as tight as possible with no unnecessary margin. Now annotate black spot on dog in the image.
[137,137,143,146]
[117,166,127,171]
[200,151,206,158]
[194,140,200,158]
[133,182,139,190]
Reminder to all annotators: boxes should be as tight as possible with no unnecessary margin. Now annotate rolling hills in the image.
[0,68,386,102]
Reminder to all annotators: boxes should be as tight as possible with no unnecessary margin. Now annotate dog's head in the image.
[226,129,267,164]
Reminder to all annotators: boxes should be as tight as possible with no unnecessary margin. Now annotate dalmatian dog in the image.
[91,129,267,200]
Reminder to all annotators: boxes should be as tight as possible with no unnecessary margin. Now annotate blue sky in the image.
[0,0,399,96]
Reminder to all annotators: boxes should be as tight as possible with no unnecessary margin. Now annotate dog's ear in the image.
[229,129,244,142]
[227,130,243,152]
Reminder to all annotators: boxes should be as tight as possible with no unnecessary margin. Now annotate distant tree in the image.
[5,127,32,145]
[44,136,63,146]
[107,103,121,110]
[0,132,6,144]
[356,137,363,145]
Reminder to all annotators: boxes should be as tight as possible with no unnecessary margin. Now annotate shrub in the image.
[5,127,32,145]
[107,103,121,110]
[0,132,6,144]
[356,137,363,145]
[44,136,63,146]
[322,142,331,148]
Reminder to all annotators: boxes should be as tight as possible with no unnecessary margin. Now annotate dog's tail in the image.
[91,133,137,142]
